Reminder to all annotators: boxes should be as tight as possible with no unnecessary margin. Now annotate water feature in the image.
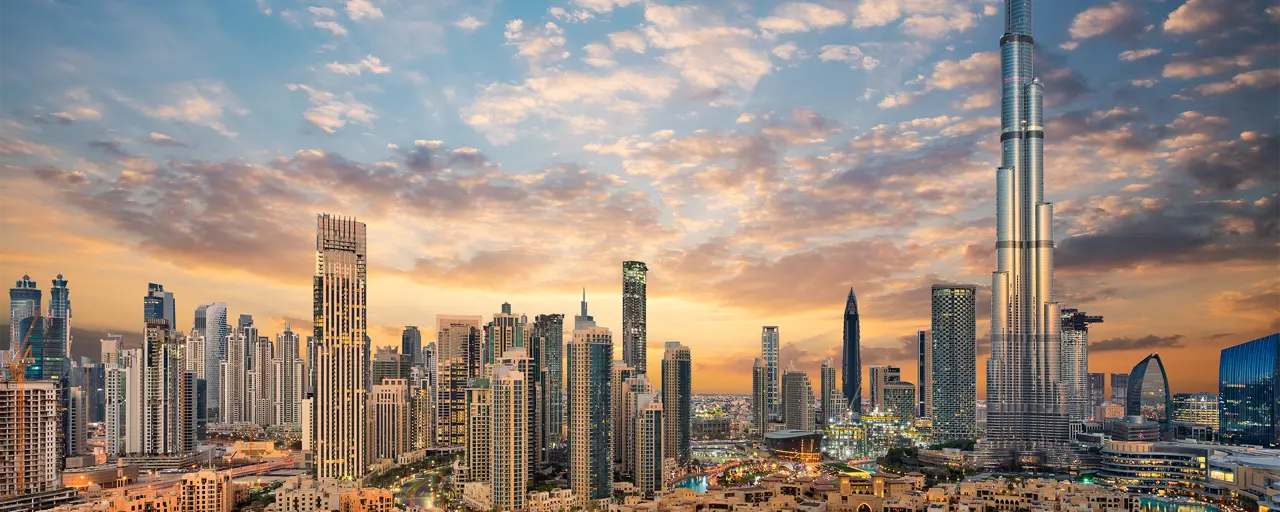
[673,475,709,493]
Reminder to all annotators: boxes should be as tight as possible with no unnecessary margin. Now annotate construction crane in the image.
[4,317,39,497]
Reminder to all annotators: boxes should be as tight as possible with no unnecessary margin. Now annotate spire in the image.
[845,288,859,315]
[582,287,586,301]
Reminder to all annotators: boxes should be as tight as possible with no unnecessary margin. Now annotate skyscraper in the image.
[917,330,933,418]
[371,378,410,462]
[933,284,977,442]
[44,274,71,380]
[0,380,60,497]
[1089,373,1107,408]
[568,327,612,502]
[491,365,527,510]
[820,359,838,425]
[437,315,483,447]
[137,318,191,455]
[662,341,691,463]
[195,303,228,422]
[620,374,654,477]
[104,339,126,456]
[464,382,493,484]
[986,0,1071,467]
[612,362,636,464]
[533,314,565,451]
[883,381,917,422]
[634,394,664,499]
[143,283,175,329]
[751,358,768,437]
[1126,353,1173,438]
[1061,309,1103,422]
[869,365,902,412]
[219,329,248,424]
[762,326,780,419]
[1110,373,1129,404]
[622,261,648,374]
[313,214,368,480]
[249,335,275,427]
[843,288,862,413]
[274,326,303,425]
[1218,334,1278,447]
[8,274,41,365]
[574,289,596,331]
[497,348,538,477]
[485,309,529,371]
[781,364,814,432]
[401,326,422,367]
[1172,393,1219,429]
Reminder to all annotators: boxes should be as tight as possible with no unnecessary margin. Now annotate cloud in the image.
[1162,55,1253,78]
[308,6,337,18]
[1118,48,1162,61]
[285,83,376,134]
[505,19,568,67]
[1194,69,1280,95]
[112,80,247,137]
[0,139,56,158]
[772,42,802,61]
[818,45,880,71]
[326,55,392,75]
[1091,334,1185,352]
[314,20,348,36]
[608,31,646,53]
[1163,0,1253,35]
[455,15,485,31]
[1129,79,1158,87]
[574,0,640,13]
[641,3,772,91]
[144,132,187,147]
[852,0,902,28]
[582,43,615,67]
[344,0,383,21]
[758,3,848,35]
[901,12,978,39]
[1069,2,1146,40]
[930,51,998,89]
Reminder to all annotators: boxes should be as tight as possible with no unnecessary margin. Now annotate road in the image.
[396,466,452,510]
[104,456,299,496]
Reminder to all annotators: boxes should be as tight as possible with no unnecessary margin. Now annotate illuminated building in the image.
[312,214,368,480]
[1219,333,1279,447]
[622,261,649,374]
[1125,353,1172,438]
[1172,393,1218,429]
[765,430,823,462]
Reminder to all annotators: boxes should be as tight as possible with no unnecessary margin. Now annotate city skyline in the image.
[2,0,1277,398]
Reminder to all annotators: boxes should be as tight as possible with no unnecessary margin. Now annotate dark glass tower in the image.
[986,0,1070,468]
[1218,334,1279,447]
[401,326,422,366]
[1125,353,1173,439]
[45,274,70,380]
[842,288,861,413]
[622,261,648,374]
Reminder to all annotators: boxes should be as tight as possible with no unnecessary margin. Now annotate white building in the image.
[178,470,234,512]
[248,334,276,427]
[464,384,493,484]
[274,326,304,425]
[371,378,409,462]
[568,327,613,503]
[491,365,528,511]
[0,380,60,497]
[621,375,654,476]
[219,330,248,424]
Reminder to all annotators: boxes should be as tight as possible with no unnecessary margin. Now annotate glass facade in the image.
[843,289,861,413]
[1218,334,1279,447]
[1126,353,1173,437]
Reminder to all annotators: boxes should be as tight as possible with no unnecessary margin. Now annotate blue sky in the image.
[1,0,1277,393]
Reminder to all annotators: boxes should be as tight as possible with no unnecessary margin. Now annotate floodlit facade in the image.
[436,314,482,447]
[622,261,648,374]
[933,285,977,443]
[883,381,917,422]
[313,214,369,480]
[464,383,493,484]
[0,380,60,497]
[1173,393,1219,429]
[917,330,932,419]
[1218,333,1279,447]
[371,378,409,462]
[986,0,1073,467]
[869,365,901,412]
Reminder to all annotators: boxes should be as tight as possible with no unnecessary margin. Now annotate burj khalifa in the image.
[984,0,1071,468]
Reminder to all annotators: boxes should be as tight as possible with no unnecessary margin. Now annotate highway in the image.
[103,455,299,496]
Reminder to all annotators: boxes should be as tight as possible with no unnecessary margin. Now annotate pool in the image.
[673,475,709,493]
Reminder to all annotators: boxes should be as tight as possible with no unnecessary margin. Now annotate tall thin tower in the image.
[842,289,861,413]
[622,261,648,374]
[313,214,368,480]
[986,0,1069,468]
[761,327,780,419]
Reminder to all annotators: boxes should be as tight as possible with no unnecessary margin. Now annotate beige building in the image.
[178,471,235,512]
[0,380,60,497]
[371,379,410,463]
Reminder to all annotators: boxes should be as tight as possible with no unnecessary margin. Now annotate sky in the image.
[0,0,1276,396]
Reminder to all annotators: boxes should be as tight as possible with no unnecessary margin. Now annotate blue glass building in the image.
[1219,334,1279,447]
[1126,353,1173,438]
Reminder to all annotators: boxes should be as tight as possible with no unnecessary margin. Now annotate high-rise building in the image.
[843,288,862,413]
[135,317,194,455]
[412,384,434,451]
[67,386,88,457]
[496,348,538,477]
[634,394,664,499]
[485,310,529,372]
[751,358,768,437]
[917,330,933,418]
[123,349,143,455]
[371,378,410,462]
[820,359,838,425]
[194,303,228,422]
[1125,353,1172,438]
[437,315,482,447]
[612,362,637,464]
[762,326,780,419]
[985,0,1072,467]
[178,470,234,512]
[44,274,71,381]
[620,374,654,477]
[1172,393,1219,429]
[574,289,596,331]
[1089,373,1107,408]
[781,364,814,432]
[932,284,977,442]
[8,274,41,366]
[274,326,303,425]
[101,335,124,366]
[533,313,565,451]
[869,365,902,412]
[1218,334,1278,447]
[622,261,649,374]
[491,365,528,510]
[662,341,691,463]
[883,381,916,421]
[568,327,612,502]
[313,214,369,480]
[1061,309,1103,422]
[0,380,60,496]
[104,346,127,457]
[219,329,248,424]
[249,335,276,427]
[423,342,437,388]
[401,327,422,367]
[143,283,175,329]
[464,383,492,484]
[370,347,410,387]
[1110,374,1129,404]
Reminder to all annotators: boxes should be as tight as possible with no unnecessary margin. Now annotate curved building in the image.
[1098,440,1218,501]
[765,430,823,462]
[1125,353,1173,438]
[1218,334,1279,447]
